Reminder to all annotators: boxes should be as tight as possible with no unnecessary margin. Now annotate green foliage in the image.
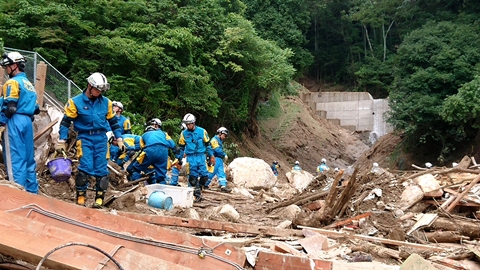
[257,91,281,120]
[442,76,480,128]
[223,142,240,159]
[388,20,480,158]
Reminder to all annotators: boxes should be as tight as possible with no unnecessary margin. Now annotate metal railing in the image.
[3,47,82,111]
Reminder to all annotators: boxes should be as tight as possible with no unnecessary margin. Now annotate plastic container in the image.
[47,157,72,182]
[146,184,194,208]
[148,191,174,210]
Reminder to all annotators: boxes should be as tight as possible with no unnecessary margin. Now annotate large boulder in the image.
[228,157,277,189]
[286,170,315,192]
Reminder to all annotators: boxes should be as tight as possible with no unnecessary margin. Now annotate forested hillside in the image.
[2,0,480,164]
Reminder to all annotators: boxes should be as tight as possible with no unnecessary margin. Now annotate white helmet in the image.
[0,52,26,68]
[321,158,326,164]
[150,118,162,127]
[217,127,228,136]
[182,113,196,124]
[87,72,110,92]
[112,101,124,110]
[295,161,300,165]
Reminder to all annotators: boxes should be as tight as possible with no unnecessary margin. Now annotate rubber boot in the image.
[76,190,86,206]
[93,191,105,208]
[220,185,232,193]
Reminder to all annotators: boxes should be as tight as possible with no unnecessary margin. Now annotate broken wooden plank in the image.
[444,188,480,204]
[273,242,304,256]
[325,212,372,228]
[33,117,59,141]
[446,174,480,212]
[254,251,333,270]
[297,226,446,251]
[117,211,303,237]
[0,186,246,269]
[0,211,190,270]
[406,213,438,235]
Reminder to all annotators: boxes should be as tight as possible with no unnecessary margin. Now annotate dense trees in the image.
[2,0,480,162]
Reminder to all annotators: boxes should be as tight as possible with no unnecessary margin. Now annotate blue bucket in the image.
[148,191,174,210]
[47,157,72,182]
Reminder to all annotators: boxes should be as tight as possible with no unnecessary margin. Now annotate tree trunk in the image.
[430,217,480,239]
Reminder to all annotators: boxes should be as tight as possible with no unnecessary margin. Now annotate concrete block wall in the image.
[303,92,393,137]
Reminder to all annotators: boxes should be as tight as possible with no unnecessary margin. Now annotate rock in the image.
[184,208,200,219]
[285,170,315,192]
[398,185,424,211]
[219,204,240,222]
[400,253,436,270]
[228,157,277,189]
[276,220,292,229]
[236,187,255,199]
[282,204,301,220]
[415,174,442,197]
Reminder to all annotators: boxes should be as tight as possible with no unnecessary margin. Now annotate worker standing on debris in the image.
[205,127,231,193]
[112,101,131,134]
[316,158,329,174]
[271,160,280,176]
[56,72,125,208]
[177,113,213,202]
[292,161,302,171]
[0,52,40,194]
[127,118,176,184]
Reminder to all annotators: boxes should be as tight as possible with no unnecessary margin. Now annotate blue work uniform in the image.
[271,163,279,176]
[127,129,175,184]
[116,114,131,134]
[59,90,121,191]
[168,166,180,186]
[1,72,40,194]
[205,135,227,188]
[317,163,329,174]
[292,165,302,171]
[177,126,212,199]
[110,134,141,167]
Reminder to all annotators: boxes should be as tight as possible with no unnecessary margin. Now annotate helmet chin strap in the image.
[7,65,18,78]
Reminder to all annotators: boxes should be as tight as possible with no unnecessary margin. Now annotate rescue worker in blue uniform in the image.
[166,158,182,186]
[112,101,131,134]
[55,72,125,208]
[177,113,213,202]
[316,158,329,174]
[0,52,40,194]
[110,133,142,168]
[127,118,176,184]
[205,127,231,193]
[292,161,302,171]
[271,160,280,177]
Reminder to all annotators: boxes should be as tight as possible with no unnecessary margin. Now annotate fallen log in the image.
[430,217,480,239]
[445,174,480,212]
[297,226,446,251]
[351,241,401,259]
[424,231,469,243]
[265,189,329,213]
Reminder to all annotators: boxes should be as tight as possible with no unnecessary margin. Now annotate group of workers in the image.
[270,158,330,177]
[0,51,230,207]
[53,71,232,207]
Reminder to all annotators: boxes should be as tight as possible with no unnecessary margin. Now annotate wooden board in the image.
[0,185,246,269]
[255,251,332,270]
[0,211,190,270]
[117,211,303,237]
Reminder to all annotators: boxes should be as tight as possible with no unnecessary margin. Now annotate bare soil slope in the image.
[235,94,370,179]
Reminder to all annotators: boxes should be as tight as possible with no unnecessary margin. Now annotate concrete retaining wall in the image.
[302,92,393,137]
